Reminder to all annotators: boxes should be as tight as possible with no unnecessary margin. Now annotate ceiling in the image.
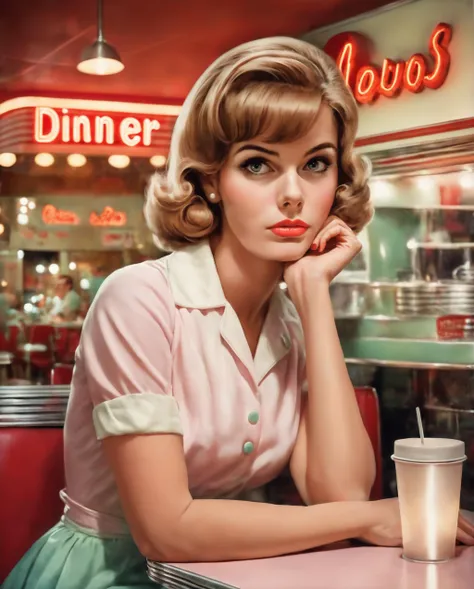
[0,0,395,104]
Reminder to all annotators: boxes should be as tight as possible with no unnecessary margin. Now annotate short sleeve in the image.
[80,262,183,440]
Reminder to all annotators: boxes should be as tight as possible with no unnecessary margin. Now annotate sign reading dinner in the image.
[324,22,453,105]
[34,107,161,147]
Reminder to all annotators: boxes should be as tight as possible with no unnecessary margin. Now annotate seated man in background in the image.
[50,275,81,322]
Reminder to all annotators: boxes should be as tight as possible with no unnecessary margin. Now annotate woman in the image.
[5,36,473,589]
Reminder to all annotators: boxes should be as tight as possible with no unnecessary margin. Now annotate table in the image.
[152,545,474,589]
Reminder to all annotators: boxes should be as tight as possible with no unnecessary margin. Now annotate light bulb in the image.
[35,153,55,167]
[108,155,130,169]
[150,155,167,168]
[0,153,17,167]
[67,154,87,168]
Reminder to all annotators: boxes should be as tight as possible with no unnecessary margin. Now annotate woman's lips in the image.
[270,219,310,238]
[271,226,308,237]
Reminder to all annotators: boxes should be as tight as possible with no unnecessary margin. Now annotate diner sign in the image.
[35,107,161,147]
[0,97,181,154]
[42,204,80,226]
[89,206,127,227]
[42,205,127,227]
[324,22,452,104]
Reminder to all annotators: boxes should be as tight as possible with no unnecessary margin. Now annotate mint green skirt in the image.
[3,518,159,589]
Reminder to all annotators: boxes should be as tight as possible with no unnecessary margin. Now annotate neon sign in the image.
[324,23,452,104]
[35,107,161,147]
[42,205,80,225]
[89,206,127,227]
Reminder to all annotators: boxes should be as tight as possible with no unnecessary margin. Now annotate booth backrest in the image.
[354,386,383,501]
[0,427,65,583]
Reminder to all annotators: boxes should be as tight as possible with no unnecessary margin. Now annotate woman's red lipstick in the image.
[270,219,310,238]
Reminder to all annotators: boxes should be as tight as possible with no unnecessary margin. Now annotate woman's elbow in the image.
[306,476,374,504]
[135,530,195,563]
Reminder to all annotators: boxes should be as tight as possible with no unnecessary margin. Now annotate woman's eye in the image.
[241,158,271,175]
[305,157,330,173]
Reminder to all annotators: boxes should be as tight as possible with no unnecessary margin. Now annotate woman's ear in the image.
[201,175,221,203]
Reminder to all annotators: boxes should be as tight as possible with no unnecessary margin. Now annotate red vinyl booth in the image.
[0,387,383,583]
[50,364,74,385]
[354,386,383,501]
[0,427,65,583]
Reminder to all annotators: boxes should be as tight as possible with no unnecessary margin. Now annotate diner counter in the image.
[153,544,474,589]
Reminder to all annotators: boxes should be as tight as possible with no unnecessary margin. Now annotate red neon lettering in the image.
[355,67,379,104]
[89,206,127,227]
[42,205,80,226]
[424,23,452,89]
[325,22,452,105]
[379,59,404,98]
[404,54,427,93]
[336,42,355,87]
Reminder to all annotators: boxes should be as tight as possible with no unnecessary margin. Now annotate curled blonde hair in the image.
[145,37,372,251]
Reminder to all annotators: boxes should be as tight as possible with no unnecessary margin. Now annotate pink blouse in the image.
[62,241,306,536]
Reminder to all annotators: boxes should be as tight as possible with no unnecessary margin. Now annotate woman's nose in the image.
[277,174,304,214]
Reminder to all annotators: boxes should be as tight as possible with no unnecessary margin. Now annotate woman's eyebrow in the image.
[235,144,279,156]
[235,142,338,157]
[304,142,337,156]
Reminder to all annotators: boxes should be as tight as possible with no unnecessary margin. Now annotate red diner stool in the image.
[50,363,74,385]
[28,325,55,368]
[7,324,22,354]
[0,329,9,351]
[54,327,81,364]
[0,427,65,583]
[354,386,383,500]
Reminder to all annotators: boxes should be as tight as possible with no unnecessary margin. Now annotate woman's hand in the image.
[359,499,474,548]
[284,216,362,301]
[457,512,474,546]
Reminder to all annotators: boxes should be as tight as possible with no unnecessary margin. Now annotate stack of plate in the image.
[147,561,236,589]
[464,317,474,339]
[0,385,70,427]
[395,282,474,316]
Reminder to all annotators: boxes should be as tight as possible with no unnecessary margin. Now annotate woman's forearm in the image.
[293,282,375,502]
[149,498,374,562]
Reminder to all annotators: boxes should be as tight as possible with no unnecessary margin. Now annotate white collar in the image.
[164,241,296,384]
[165,241,227,309]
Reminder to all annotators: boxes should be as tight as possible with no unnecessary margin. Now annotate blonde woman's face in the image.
[217,102,339,262]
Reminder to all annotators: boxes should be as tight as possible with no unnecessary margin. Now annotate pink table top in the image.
[170,544,474,589]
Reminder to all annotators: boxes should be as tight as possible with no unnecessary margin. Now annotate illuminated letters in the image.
[325,23,452,104]
[95,116,114,144]
[34,108,161,147]
[89,206,127,227]
[35,107,60,143]
[42,205,80,226]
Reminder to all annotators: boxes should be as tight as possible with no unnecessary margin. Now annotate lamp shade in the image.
[77,39,124,76]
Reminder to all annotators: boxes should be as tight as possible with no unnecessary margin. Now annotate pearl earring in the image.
[209,192,216,201]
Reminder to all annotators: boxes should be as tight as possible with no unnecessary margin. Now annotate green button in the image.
[242,441,254,455]
[248,411,259,425]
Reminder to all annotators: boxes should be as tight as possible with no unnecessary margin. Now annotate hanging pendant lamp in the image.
[77,0,124,76]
